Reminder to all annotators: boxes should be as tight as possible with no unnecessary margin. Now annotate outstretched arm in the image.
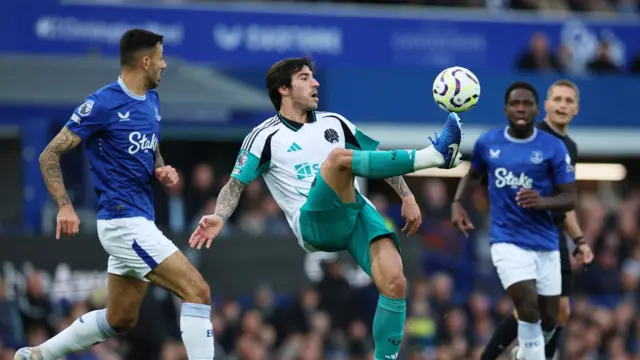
[214,178,247,222]
[39,127,82,207]
[384,176,413,199]
[384,175,422,235]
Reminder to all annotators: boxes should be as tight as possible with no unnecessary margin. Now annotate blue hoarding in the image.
[0,2,638,71]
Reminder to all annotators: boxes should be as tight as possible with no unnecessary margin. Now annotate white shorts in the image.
[491,242,561,296]
[97,217,179,281]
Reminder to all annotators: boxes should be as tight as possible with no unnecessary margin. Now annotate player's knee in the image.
[106,310,139,333]
[325,148,353,171]
[183,278,211,305]
[379,272,407,299]
[557,298,571,326]
[515,297,540,323]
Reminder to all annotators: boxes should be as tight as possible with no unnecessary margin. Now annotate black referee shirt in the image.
[536,120,579,229]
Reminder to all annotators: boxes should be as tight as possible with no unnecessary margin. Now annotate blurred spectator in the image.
[516,32,562,72]
[588,40,622,73]
[166,170,186,234]
[369,193,397,232]
[317,260,356,331]
[17,272,55,338]
[0,275,23,346]
[186,163,218,222]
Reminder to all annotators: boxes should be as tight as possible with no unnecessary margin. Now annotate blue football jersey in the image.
[65,77,162,221]
[470,127,575,251]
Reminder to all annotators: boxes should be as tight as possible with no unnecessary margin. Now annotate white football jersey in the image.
[231,111,380,250]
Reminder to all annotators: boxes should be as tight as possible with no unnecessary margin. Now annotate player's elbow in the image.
[564,192,578,211]
[38,148,59,168]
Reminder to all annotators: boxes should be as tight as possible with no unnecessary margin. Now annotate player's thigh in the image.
[97,217,179,281]
[299,174,362,251]
[319,149,357,203]
[106,273,148,332]
[535,250,562,297]
[491,243,538,293]
[146,250,211,305]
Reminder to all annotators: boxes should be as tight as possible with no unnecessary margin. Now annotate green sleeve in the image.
[230,150,269,185]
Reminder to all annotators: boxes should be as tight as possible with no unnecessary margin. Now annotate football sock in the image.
[517,319,546,360]
[372,295,406,360]
[481,315,518,360]
[351,146,444,179]
[181,303,215,360]
[545,327,563,359]
[39,309,116,360]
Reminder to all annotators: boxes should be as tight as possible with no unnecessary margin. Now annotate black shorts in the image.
[560,241,573,297]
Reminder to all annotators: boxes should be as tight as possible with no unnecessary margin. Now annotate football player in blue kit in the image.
[480,80,595,360]
[16,29,215,360]
[451,82,577,360]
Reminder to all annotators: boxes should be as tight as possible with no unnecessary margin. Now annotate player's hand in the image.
[574,242,594,264]
[400,195,422,235]
[189,214,224,250]
[56,204,80,240]
[154,165,179,187]
[452,201,475,237]
[516,188,542,209]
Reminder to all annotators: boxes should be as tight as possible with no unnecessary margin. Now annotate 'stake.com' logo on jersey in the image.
[294,162,319,180]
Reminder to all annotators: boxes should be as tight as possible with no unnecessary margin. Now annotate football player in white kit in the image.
[189,57,463,360]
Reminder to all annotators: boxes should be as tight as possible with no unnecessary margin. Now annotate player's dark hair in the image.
[266,57,315,111]
[120,29,164,67]
[504,81,539,105]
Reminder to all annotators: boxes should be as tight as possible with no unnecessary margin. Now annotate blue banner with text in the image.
[0,2,638,72]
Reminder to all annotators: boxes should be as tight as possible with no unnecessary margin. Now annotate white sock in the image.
[517,319,546,360]
[181,303,215,360]
[413,146,444,170]
[40,309,115,360]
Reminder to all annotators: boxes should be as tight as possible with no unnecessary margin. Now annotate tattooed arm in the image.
[384,176,414,199]
[213,178,247,223]
[39,127,82,207]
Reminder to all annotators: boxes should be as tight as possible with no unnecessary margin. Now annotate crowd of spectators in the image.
[5,160,640,359]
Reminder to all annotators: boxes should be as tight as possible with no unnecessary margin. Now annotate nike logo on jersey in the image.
[287,142,303,152]
[447,143,459,168]
[118,112,130,121]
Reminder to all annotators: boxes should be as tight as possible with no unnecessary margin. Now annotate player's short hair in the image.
[504,81,539,105]
[120,29,164,67]
[266,57,316,111]
[547,79,580,102]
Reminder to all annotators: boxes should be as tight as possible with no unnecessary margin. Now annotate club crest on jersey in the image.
[530,151,543,165]
[77,101,94,117]
[324,128,339,144]
[128,132,158,154]
[565,154,575,173]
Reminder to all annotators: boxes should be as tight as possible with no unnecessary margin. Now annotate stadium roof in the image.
[0,54,272,120]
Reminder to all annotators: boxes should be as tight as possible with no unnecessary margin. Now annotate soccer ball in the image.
[432,66,481,113]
